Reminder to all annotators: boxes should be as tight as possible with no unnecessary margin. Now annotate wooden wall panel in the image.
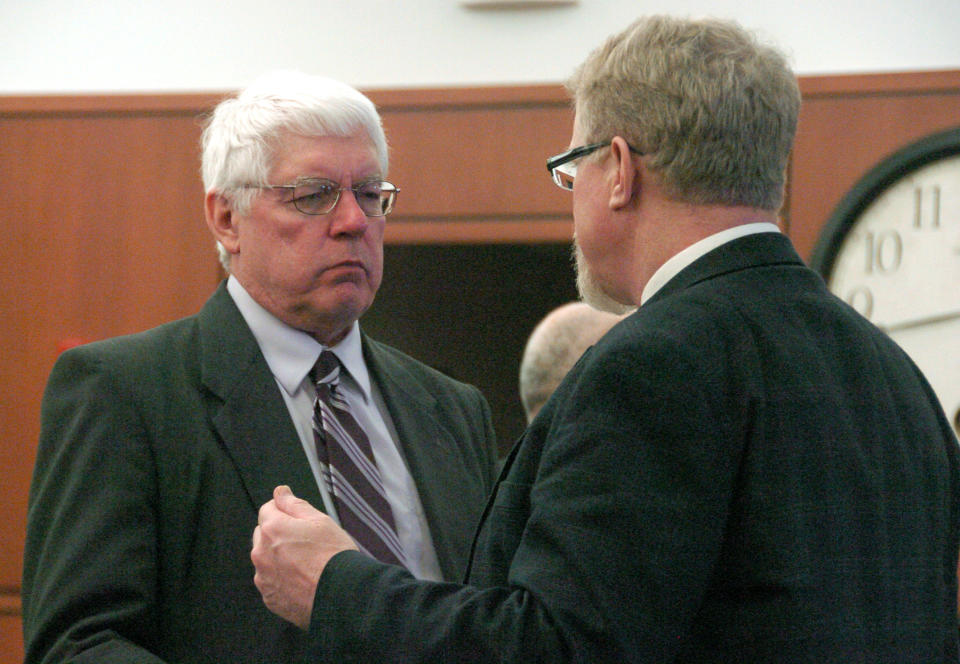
[0,99,224,663]
[1,72,958,663]
[373,86,576,243]
[0,613,21,664]
[383,105,571,217]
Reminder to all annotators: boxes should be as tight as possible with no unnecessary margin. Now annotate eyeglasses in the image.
[546,141,643,191]
[246,178,399,217]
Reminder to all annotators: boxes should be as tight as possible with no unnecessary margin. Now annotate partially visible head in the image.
[201,70,388,271]
[567,15,800,212]
[519,302,630,422]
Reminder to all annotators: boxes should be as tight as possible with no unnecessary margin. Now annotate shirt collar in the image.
[640,222,781,305]
[226,276,372,402]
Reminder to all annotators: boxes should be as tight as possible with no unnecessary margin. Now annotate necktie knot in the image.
[314,350,340,388]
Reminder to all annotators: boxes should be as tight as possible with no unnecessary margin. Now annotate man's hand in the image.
[251,485,358,629]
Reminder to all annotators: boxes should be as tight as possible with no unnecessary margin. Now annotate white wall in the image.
[1,0,958,94]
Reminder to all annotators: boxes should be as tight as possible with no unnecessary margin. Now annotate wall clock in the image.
[809,126,960,436]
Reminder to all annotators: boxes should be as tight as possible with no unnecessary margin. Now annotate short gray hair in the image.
[200,70,388,270]
[568,15,800,211]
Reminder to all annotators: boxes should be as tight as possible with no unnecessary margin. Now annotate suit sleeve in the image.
[304,331,742,662]
[22,346,168,664]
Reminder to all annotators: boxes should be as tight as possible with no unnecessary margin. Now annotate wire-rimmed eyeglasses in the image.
[244,178,399,217]
[546,141,643,191]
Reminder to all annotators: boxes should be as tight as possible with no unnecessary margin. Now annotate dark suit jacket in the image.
[22,282,498,664]
[307,232,960,662]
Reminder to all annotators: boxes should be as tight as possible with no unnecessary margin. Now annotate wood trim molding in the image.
[0,84,569,115]
[800,69,960,97]
[0,92,228,115]
[385,218,573,244]
[0,586,19,617]
[4,71,957,113]
[368,83,569,110]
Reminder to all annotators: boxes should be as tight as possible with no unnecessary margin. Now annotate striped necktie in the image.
[311,350,405,567]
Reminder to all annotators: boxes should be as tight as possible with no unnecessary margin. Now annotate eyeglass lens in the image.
[291,180,397,217]
[552,164,577,190]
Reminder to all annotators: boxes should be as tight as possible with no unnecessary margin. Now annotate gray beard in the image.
[572,240,633,315]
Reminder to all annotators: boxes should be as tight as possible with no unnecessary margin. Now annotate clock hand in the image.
[880,309,960,334]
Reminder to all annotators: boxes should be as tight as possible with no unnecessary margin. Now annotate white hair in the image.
[200,70,389,270]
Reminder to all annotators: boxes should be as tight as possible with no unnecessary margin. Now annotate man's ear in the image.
[609,136,640,210]
[204,190,240,255]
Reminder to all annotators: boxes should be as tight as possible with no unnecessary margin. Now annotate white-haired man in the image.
[23,71,498,664]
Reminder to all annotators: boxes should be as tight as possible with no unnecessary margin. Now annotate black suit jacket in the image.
[306,233,960,662]
[22,282,498,664]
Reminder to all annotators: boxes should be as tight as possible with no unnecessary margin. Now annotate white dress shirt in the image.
[227,276,442,580]
[641,222,782,305]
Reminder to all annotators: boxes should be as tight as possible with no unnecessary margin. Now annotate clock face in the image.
[811,128,960,436]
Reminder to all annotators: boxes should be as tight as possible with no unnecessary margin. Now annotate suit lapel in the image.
[197,283,324,513]
[363,338,472,580]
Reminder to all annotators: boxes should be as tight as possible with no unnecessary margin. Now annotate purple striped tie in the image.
[312,351,405,567]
